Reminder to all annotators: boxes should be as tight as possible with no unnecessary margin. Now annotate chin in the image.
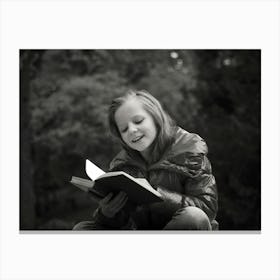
[133,147,146,152]
[131,145,148,152]
[138,144,152,152]
[127,140,152,152]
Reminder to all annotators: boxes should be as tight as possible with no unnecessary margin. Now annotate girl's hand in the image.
[99,191,128,218]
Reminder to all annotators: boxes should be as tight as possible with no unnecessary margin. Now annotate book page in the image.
[135,178,161,196]
[85,159,105,181]
[135,178,153,189]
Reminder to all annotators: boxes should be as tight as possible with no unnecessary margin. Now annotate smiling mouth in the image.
[131,135,144,143]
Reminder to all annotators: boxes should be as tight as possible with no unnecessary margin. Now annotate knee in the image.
[182,207,211,230]
[164,206,211,230]
[72,221,98,230]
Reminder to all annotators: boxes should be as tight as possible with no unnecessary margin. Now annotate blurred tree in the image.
[193,50,261,229]
[20,50,44,229]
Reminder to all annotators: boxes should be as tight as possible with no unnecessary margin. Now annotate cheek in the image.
[121,133,130,144]
[149,122,158,137]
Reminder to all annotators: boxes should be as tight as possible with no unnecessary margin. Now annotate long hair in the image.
[108,89,176,163]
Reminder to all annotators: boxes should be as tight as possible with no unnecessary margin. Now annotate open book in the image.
[70,159,163,205]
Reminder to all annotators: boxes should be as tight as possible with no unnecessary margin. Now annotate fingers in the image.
[109,191,127,209]
[100,192,114,206]
[110,192,128,213]
[89,193,104,202]
[99,191,128,218]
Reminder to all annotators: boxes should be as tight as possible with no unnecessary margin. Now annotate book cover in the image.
[70,159,163,205]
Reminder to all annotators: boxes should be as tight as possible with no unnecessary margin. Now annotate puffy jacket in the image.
[93,127,218,230]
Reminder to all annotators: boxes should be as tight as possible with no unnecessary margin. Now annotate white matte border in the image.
[1,1,280,280]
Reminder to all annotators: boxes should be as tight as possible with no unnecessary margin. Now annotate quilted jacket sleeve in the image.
[181,153,218,221]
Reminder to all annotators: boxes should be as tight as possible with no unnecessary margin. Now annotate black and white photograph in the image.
[1,0,280,280]
[20,49,260,231]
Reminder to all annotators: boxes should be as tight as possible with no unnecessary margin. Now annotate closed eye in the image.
[134,119,143,124]
[121,127,128,133]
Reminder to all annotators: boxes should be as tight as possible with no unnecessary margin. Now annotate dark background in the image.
[20,49,261,230]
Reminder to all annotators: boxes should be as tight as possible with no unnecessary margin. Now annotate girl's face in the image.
[114,98,157,153]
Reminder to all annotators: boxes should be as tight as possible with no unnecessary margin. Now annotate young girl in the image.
[73,90,218,230]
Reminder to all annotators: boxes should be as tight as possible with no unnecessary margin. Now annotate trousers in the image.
[73,206,215,230]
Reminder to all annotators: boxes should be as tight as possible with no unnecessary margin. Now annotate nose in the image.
[128,123,137,134]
